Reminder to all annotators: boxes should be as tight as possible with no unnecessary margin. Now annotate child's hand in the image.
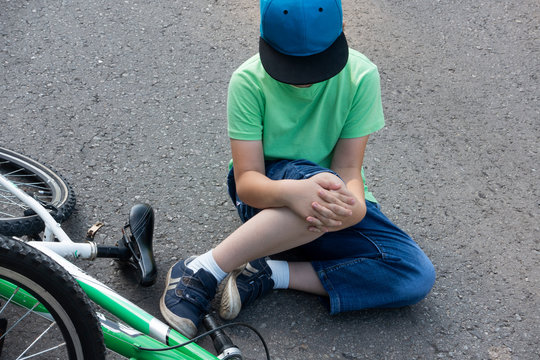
[282,173,356,233]
[305,173,356,232]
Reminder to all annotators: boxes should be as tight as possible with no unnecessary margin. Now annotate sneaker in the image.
[219,257,275,320]
[160,257,217,338]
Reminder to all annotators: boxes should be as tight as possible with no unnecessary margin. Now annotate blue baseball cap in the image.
[259,0,349,85]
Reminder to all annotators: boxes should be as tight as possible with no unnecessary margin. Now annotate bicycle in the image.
[0,147,270,359]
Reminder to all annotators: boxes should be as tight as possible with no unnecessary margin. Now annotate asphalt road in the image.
[1,0,539,359]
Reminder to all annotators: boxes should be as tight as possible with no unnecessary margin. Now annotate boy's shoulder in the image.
[233,54,264,76]
[230,54,280,96]
[334,48,380,88]
[347,48,379,72]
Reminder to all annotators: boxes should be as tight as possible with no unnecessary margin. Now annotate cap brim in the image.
[259,32,349,85]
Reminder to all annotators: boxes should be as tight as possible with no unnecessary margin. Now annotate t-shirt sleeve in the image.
[227,71,264,140]
[340,66,385,138]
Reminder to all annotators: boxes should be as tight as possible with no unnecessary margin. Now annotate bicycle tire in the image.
[0,235,105,359]
[0,147,76,236]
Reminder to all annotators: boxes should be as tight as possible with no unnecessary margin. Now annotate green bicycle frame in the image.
[0,277,217,360]
[10,243,219,360]
[0,172,220,359]
[78,277,217,360]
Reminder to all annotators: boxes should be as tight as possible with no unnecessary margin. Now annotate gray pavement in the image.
[1,0,539,359]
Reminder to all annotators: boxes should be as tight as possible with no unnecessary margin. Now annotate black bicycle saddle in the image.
[119,203,157,286]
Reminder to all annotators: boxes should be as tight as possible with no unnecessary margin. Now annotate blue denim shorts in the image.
[227,159,435,314]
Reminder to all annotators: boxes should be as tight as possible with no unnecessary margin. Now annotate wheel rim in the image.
[0,268,83,359]
[0,150,66,221]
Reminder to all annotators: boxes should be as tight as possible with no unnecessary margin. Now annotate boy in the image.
[161,0,435,339]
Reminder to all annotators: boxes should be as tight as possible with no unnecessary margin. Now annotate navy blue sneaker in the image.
[160,257,217,338]
[219,257,275,320]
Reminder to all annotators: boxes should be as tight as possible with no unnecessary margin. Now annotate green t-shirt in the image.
[227,49,385,202]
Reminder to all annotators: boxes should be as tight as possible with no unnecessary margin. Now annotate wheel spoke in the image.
[1,288,66,359]
[17,343,67,360]
[0,196,29,209]
[8,182,52,192]
[0,286,20,316]
[0,170,54,219]
[0,196,29,217]
[1,148,75,237]
[1,179,52,193]
[1,167,25,176]
[0,210,19,218]
[1,301,40,341]
[16,322,65,360]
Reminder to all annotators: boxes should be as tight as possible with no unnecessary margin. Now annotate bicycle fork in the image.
[202,315,243,360]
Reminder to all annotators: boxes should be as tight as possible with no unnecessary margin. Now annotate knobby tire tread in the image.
[0,147,76,236]
[0,235,105,359]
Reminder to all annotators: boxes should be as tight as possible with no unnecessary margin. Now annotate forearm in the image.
[231,139,293,210]
[234,170,293,210]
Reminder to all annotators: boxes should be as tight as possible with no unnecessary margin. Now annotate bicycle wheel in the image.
[0,235,105,359]
[0,147,76,236]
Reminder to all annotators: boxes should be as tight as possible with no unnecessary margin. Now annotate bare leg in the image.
[213,207,328,296]
[212,207,322,272]
[288,262,327,296]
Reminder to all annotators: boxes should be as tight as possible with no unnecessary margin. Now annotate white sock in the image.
[187,250,227,283]
[267,260,289,289]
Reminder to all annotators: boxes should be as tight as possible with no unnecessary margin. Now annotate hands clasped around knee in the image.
[282,172,356,233]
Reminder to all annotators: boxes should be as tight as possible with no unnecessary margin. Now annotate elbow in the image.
[350,200,367,225]
[334,200,366,231]
[235,182,270,209]
[235,186,255,208]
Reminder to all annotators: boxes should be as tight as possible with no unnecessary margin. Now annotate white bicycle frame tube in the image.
[29,242,174,347]
[0,173,212,358]
[0,173,97,259]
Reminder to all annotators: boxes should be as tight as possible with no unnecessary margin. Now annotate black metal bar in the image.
[96,245,130,259]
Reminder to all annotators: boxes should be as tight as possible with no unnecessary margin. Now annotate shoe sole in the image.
[159,261,197,339]
[219,265,245,320]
